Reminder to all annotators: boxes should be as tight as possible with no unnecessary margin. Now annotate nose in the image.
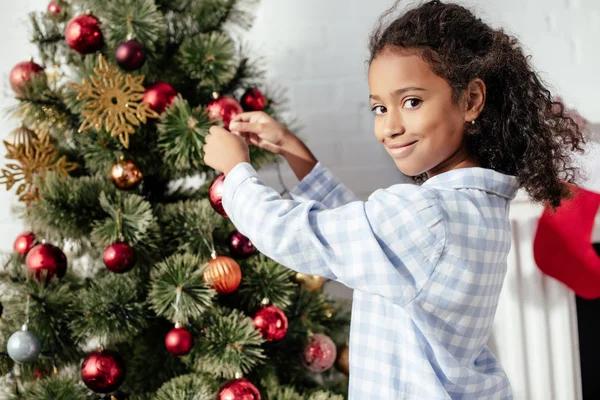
[382,107,405,140]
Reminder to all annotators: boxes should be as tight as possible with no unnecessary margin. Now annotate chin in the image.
[393,161,426,178]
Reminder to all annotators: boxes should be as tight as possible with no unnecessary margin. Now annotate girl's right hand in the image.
[229,112,293,155]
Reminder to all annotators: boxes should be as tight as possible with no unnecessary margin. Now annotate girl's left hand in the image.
[203,125,250,175]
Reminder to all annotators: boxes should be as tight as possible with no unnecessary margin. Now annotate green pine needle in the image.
[91,191,157,247]
[70,274,147,343]
[157,96,212,171]
[27,173,115,241]
[178,32,237,90]
[100,0,167,52]
[149,253,216,324]
[155,373,218,400]
[237,254,297,311]
[156,199,230,257]
[17,374,88,400]
[193,308,265,378]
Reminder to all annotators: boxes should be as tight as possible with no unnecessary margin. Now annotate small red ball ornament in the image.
[115,40,146,71]
[47,2,61,16]
[209,173,227,217]
[302,333,337,373]
[25,243,67,283]
[227,230,256,258]
[165,325,194,356]
[9,61,45,95]
[13,232,37,255]
[253,305,288,342]
[207,96,243,130]
[217,378,261,400]
[81,349,126,394]
[240,88,267,112]
[103,242,136,273]
[142,82,177,114]
[65,14,104,54]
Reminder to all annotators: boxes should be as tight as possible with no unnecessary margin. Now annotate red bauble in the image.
[103,242,136,273]
[9,61,45,95]
[115,40,146,71]
[227,230,256,258]
[25,243,67,283]
[47,2,61,15]
[209,173,227,217]
[207,96,243,130]
[81,350,126,394]
[253,305,288,342]
[142,82,177,114]
[65,14,104,54]
[302,333,337,373]
[240,88,267,112]
[165,326,194,356]
[13,232,37,255]
[218,378,261,400]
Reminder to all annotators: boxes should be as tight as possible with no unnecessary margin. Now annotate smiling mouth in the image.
[386,141,417,157]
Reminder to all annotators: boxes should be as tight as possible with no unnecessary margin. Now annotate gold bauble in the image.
[295,272,325,292]
[336,345,349,376]
[6,125,37,151]
[203,255,242,294]
[110,159,143,190]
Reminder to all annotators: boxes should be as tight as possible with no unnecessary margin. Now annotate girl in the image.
[203,1,585,398]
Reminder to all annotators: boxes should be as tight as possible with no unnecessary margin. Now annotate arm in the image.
[222,162,446,303]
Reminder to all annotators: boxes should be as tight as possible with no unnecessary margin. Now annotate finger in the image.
[209,125,227,135]
[229,121,263,133]
[231,112,263,123]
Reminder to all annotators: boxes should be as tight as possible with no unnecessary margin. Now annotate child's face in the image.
[368,48,472,177]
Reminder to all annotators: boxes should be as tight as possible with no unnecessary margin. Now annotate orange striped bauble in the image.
[203,255,242,294]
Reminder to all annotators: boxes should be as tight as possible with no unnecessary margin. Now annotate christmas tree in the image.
[0,1,350,398]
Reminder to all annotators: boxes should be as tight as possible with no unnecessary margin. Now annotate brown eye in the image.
[404,98,422,109]
[371,105,386,115]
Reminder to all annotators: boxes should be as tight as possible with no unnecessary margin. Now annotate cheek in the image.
[373,117,384,141]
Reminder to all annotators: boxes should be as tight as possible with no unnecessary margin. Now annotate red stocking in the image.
[533,185,600,298]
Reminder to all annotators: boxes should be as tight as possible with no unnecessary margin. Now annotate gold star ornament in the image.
[68,54,159,148]
[0,133,78,202]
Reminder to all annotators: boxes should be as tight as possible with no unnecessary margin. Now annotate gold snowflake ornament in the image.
[0,133,78,202]
[68,54,159,148]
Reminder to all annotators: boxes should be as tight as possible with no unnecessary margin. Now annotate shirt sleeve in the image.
[222,162,446,304]
[289,162,359,208]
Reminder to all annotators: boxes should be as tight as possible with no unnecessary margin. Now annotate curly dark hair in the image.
[369,0,585,207]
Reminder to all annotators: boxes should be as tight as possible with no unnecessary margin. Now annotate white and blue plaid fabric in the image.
[223,161,518,399]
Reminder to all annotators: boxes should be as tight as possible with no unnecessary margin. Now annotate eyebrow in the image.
[369,86,427,101]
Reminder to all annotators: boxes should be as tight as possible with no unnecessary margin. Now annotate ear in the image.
[463,78,486,123]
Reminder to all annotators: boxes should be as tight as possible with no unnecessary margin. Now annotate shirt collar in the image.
[422,167,519,200]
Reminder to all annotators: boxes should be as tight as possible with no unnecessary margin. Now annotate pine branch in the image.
[177,32,237,91]
[236,255,297,312]
[149,253,216,324]
[28,12,67,67]
[115,318,188,396]
[192,308,265,378]
[218,54,265,95]
[70,274,147,344]
[157,96,212,172]
[91,191,157,248]
[27,173,115,241]
[16,374,88,400]
[155,373,218,400]
[100,0,167,53]
[192,0,256,32]
[4,281,83,365]
[155,199,230,257]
